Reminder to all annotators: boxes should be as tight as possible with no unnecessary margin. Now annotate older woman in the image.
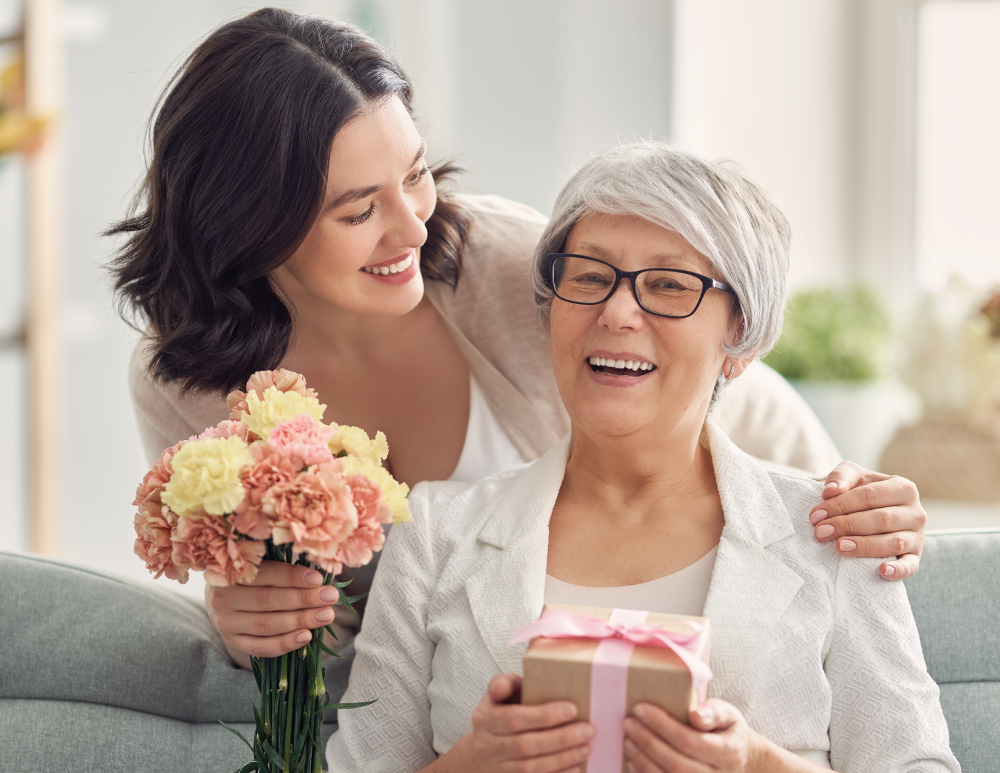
[327,142,957,773]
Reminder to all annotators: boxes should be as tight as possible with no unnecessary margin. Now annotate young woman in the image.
[111,8,927,669]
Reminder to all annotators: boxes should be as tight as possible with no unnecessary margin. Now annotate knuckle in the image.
[862,484,880,510]
[876,509,895,533]
[512,735,534,757]
[892,533,908,556]
[253,587,276,611]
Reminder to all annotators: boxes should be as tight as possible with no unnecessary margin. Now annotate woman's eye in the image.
[346,203,375,225]
[406,165,430,185]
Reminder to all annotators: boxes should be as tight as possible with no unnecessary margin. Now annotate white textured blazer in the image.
[328,423,958,773]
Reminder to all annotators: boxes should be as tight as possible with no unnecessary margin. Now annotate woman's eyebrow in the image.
[327,140,427,210]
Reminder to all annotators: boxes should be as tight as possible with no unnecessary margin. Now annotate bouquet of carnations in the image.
[132,369,410,773]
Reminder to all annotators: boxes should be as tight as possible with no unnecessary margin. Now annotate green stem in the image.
[283,649,296,770]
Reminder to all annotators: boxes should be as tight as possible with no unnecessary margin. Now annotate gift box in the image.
[511,604,712,773]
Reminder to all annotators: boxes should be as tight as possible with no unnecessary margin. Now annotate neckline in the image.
[545,544,719,591]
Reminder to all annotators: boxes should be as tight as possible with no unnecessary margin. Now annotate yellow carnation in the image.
[329,424,389,464]
[340,455,412,525]
[241,386,326,440]
[161,436,253,516]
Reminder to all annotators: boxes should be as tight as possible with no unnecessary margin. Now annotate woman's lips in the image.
[360,252,418,285]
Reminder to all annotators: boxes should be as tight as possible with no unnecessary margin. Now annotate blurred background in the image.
[1,0,998,598]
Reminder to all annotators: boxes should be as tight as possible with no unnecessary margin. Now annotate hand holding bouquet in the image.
[131,369,410,773]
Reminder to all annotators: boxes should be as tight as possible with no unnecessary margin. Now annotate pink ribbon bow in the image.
[510,608,713,772]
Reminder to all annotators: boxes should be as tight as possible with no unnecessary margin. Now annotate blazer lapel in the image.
[464,437,571,674]
[702,422,804,695]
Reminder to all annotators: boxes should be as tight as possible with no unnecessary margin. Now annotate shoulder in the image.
[407,462,532,542]
[452,194,548,273]
[128,338,230,462]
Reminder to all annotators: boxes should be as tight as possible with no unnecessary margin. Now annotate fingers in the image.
[472,678,593,772]
[879,552,921,581]
[204,560,340,660]
[821,461,887,499]
[247,560,325,588]
[811,476,921,521]
[623,705,711,772]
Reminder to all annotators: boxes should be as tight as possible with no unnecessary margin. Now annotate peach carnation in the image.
[334,474,390,567]
[265,463,358,575]
[171,513,267,586]
[133,506,188,583]
[227,369,320,424]
[268,414,337,466]
[198,420,251,443]
[231,443,307,539]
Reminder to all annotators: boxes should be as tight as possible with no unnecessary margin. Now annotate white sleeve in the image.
[326,491,439,773]
[825,557,960,772]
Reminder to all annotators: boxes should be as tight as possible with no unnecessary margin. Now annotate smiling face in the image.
[549,212,741,442]
[270,96,436,318]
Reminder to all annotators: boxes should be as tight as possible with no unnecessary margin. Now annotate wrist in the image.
[744,727,772,773]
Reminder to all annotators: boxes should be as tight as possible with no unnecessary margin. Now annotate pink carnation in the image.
[232,443,307,539]
[267,414,336,466]
[133,438,190,582]
[334,474,390,567]
[265,463,358,575]
[171,513,267,586]
[134,506,188,583]
[198,420,251,443]
[226,369,320,425]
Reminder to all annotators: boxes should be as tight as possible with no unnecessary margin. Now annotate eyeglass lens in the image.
[552,255,705,317]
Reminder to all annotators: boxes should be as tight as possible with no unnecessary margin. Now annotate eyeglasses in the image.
[545,253,735,319]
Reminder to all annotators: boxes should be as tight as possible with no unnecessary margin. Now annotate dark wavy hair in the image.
[108,8,471,395]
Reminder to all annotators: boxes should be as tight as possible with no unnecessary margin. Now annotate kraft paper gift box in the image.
[512,604,713,773]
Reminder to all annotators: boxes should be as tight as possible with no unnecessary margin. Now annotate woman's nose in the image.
[598,279,645,330]
[386,190,430,249]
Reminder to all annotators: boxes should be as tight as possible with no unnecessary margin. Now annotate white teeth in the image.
[362,254,414,275]
[588,356,656,371]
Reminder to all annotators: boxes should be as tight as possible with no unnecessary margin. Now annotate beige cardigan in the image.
[128,194,841,476]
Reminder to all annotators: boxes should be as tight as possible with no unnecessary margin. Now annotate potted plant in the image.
[762,285,919,470]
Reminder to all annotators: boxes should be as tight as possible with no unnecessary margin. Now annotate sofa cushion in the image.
[904,529,1000,773]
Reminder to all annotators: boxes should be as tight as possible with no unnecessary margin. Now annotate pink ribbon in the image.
[510,608,713,772]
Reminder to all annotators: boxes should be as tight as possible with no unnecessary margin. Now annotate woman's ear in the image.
[720,357,752,381]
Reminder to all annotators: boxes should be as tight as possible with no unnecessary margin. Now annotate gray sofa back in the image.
[904,529,1000,772]
[2,530,997,772]
[0,552,350,773]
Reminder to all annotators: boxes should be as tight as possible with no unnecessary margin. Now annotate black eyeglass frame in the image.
[544,253,735,319]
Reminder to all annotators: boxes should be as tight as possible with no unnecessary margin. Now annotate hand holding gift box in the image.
[510,604,712,773]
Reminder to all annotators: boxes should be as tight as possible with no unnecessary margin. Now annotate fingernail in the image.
[559,702,577,720]
[624,739,637,755]
[810,508,828,525]
[816,524,835,539]
[304,571,323,586]
[824,481,839,490]
[576,745,590,760]
[623,718,637,736]
[839,539,857,552]
[295,631,311,645]
[576,725,594,741]
[633,704,650,721]
[315,607,335,623]
[319,587,338,603]
[696,706,715,725]
[884,564,896,577]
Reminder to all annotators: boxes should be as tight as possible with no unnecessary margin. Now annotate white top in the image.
[544,545,719,617]
[329,423,958,773]
[449,375,527,482]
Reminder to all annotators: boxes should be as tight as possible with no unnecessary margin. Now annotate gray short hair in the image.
[531,140,790,364]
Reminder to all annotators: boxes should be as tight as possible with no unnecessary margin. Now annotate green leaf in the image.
[329,579,354,588]
[233,762,259,773]
[335,591,367,610]
[262,740,286,770]
[317,639,341,658]
[217,718,255,752]
[253,705,268,738]
[252,657,263,691]
[323,699,377,711]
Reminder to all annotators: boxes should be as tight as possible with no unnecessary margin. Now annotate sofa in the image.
[1,529,998,772]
